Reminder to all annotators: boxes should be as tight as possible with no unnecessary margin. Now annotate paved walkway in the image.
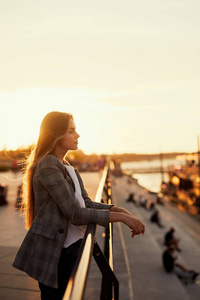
[0,171,200,300]
[110,175,200,300]
[0,171,40,300]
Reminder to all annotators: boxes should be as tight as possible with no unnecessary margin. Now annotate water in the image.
[131,172,168,193]
[0,170,22,187]
[121,158,186,193]
[0,171,22,203]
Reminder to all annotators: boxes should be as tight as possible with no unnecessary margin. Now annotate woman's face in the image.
[58,118,80,152]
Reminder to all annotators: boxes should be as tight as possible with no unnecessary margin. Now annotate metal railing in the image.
[63,165,119,300]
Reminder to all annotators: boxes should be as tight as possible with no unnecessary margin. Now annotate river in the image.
[121,158,186,193]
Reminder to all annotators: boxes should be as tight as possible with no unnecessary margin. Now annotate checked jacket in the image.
[12,155,112,288]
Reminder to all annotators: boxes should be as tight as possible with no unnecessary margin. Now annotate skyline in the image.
[0,1,200,154]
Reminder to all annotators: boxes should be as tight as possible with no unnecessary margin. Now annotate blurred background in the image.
[1,0,200,212]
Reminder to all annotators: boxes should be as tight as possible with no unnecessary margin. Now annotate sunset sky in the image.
[0,0,200,154]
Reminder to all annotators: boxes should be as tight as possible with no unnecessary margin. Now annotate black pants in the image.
[38,239,82,300]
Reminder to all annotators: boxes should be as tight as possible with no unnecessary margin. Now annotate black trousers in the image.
[38,239,82,300]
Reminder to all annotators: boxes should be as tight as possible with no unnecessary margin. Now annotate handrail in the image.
[63,165,119,300]
[63,223,96,300]
[94,166,108,203]
[107,176,113,270]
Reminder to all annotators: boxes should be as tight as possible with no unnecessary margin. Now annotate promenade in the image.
[0,171,200,300]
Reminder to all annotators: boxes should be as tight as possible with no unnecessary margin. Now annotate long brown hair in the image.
[22,111,73,229]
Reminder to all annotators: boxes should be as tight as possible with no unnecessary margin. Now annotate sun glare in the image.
[0,87,114,152]
[0,86,199,154]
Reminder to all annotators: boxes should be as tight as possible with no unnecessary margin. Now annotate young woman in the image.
[12,111,145,300]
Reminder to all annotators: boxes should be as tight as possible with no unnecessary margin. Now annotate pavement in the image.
[0,171,40,300]
[111,175,200,300]
[0,171,200,300]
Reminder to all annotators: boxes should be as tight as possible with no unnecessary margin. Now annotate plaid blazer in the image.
[12,155,112,288]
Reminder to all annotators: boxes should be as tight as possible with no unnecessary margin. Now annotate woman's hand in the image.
[122,214,145,236]
[109,207,145,237]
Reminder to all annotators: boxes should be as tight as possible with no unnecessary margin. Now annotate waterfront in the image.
[0,157,188,197]
[121,158,187,193]
[130,172,168,193]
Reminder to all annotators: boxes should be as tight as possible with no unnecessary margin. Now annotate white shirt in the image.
[63,165,86,248]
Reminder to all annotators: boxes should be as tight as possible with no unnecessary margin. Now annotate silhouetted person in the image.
[164,227,181,252]
[0,185,8,206]
[126,192,136,204]
[150,209,163,228]
[149,201,155,211]
[162,246,199,282]
[138,195,147,209]
[156,195,164,205]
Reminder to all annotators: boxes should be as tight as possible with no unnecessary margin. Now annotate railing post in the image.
[101,224,112,299]
[99,167,118,300]
[93,242,119,300]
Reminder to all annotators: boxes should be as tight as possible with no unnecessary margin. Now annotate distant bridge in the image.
[123,167,169,174]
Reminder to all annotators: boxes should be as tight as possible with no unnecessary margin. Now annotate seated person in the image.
[126,192,136,204]
[150,209,164,228]
[164,227,181,252]
[138,195,147,208]
[156,195,164,205]
[148,201,155,211]
[162,246,199,281]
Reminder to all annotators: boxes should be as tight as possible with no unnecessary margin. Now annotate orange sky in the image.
[0,1,200,154]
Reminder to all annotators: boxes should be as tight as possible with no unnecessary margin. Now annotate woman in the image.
[12,111,145,300]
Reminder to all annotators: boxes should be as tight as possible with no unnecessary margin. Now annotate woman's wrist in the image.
[109,211,126,223]
[110,205,117,212]
[110,206,131,215]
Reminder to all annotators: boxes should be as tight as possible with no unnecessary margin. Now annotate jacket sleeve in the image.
[35,158,110,227]
[75,170,114,210]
